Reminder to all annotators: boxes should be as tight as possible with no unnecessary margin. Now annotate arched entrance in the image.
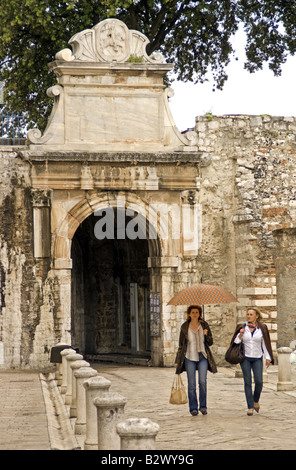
[70,205,160,361]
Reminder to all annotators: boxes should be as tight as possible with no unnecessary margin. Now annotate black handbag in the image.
[225,341,245,364]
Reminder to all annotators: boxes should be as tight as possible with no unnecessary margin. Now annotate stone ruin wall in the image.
[0,149,61,369]
[0,149,36,368]
[195,114,296,359]
[1,114,296,368]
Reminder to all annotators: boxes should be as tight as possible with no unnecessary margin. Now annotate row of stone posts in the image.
[55,348,159,450]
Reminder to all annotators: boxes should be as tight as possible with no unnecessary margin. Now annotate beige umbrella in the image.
[167,283,238,306]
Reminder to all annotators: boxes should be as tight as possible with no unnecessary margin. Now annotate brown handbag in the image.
[169,374,188,405]
[225,341,245,364]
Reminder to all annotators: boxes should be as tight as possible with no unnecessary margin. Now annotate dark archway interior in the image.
[71,209,151,357]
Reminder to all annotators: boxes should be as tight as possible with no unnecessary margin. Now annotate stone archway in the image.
[53,192,164,364]
[16,17,205,369]
[71,208,155,359]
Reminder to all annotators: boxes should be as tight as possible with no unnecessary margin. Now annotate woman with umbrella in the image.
[174,305,217,416]
[170,283,237,416]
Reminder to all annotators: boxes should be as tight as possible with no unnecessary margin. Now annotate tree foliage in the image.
[1,0,296,129]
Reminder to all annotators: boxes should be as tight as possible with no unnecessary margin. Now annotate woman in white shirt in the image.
[232,307,274,416]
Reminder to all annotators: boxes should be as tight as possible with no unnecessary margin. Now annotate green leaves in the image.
[238,0,296,75]
[1,0,296,130]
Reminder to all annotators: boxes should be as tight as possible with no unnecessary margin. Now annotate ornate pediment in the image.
[27,19,198,153]
[56,18,164,64]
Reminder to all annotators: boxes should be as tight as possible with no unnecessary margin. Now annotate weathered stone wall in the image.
[0,148,59,369]
[195,114,296,357]
[273,228,296,347]
[0,149,40,368]
[0,149,30,367]
[194,117,238,361]
[1,114,296,369]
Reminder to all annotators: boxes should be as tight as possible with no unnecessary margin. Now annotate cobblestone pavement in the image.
[0,363,295,451]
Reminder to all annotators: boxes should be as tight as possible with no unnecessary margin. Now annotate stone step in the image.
[85,353,151,367]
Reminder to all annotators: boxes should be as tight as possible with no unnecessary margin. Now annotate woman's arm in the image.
[203,321,213,346]
[174,327,185,366]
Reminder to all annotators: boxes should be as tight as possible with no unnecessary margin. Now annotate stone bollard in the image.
[94,392,127,450]
[116,418,159,450]
[74,367,97,435]
[83,376,111,450]
[65,353,83,405]
[51,343,73,386]
[70,360,90,418]
[277,347,293,391]
[60,348,75,394]
[55,362,63,386]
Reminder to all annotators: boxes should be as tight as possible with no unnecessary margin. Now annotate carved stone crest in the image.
[96,19,129,62]
[55,18,164,64]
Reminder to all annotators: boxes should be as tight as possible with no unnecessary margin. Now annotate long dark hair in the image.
[186,305,203,322]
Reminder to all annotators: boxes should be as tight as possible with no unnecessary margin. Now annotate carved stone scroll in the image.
[56,18,164,64]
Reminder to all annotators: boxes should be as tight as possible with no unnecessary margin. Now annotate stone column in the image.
[94,392,127,450]
[74,367,97,435]
[60,348,75,394]
[83,376,111,450]
[273,228,296,347]
[70,360,90,418]
[32,189,51,259]
[65,353,83,405]
[116,418,159,450]
[277,347,293,391]
[52,265,72,346]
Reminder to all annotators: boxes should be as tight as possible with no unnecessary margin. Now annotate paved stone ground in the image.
[0,370,50,450]
[0,362,295,452]
[92,363,296,451]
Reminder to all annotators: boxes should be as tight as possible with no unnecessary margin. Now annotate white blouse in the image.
[185,325,207,361]
[234,323,271,361]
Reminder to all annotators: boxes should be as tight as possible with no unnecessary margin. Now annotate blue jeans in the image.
[185,354,208,412]
[240,356,263,409]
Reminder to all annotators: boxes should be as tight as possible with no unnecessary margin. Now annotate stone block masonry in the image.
[0,148,56,369]
[1,19,296,369]
[196,114,296,356]
[2,113,296,368]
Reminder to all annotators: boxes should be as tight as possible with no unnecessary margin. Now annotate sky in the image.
[169,28,296,132]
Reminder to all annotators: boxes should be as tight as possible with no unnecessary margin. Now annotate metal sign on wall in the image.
[150,292,160,336]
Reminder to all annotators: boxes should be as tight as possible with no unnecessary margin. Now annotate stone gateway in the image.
[0,19,295,370]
